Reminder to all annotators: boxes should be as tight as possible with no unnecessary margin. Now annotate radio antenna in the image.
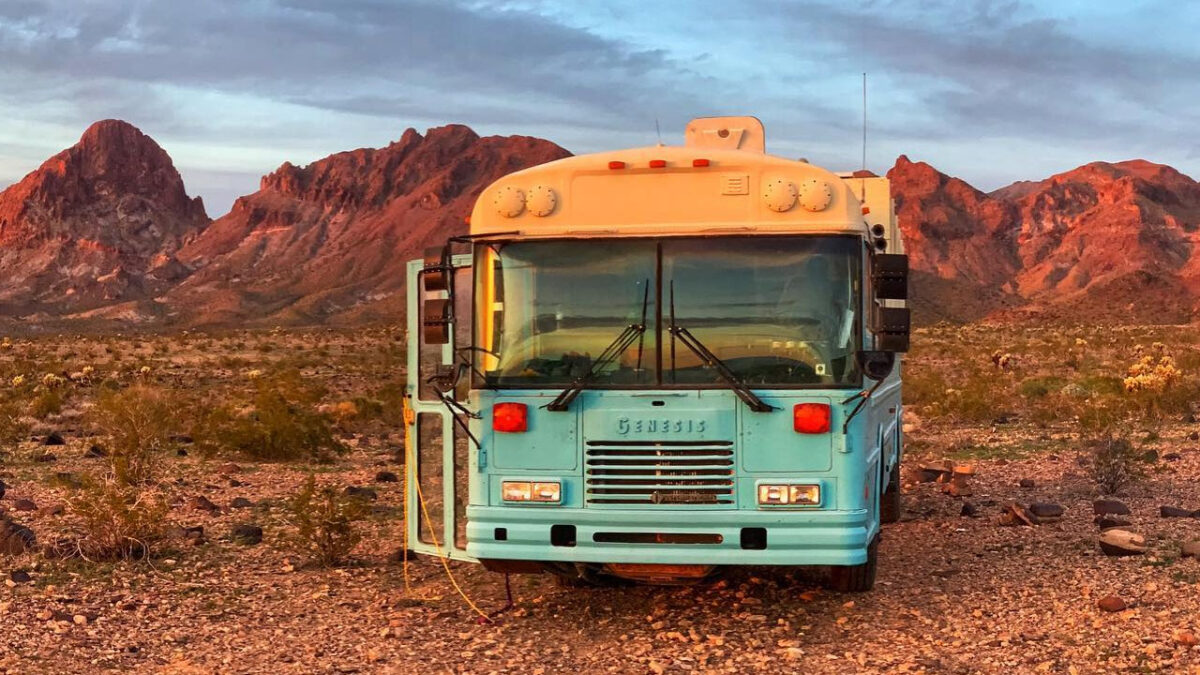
[654,117,663,146]
[861,72,868,173]
[860,72,868,205]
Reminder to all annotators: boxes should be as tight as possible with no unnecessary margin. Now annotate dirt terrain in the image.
[2,326,1200,674]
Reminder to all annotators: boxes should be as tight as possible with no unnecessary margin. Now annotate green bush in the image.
[195,371,345,462]
[29,388,64,419]
[91,385,183,485]
[1087,436,1143,495]
[65,477,168,560]
[285,475,371,566]
[0,396,29,448]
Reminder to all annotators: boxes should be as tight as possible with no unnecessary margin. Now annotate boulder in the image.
[344,486,379,501]
[1160,505,1199,518]
[187,495,219,512]
[1029,503,1064,520]
[1098,529,1147,556]
[232,524,263,546]
[0,518,35,555]
[1093,499,1131,516]
[1181,541,1200,558]
[1096,596,1127,612]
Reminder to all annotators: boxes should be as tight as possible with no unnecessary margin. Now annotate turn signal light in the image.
[493,402,528,433]
[608,160,626,170]
[649,159,667,168]
[793,403,831,434]
[692,158,710,167]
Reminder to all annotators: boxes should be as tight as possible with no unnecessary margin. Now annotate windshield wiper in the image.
[545,281,649,412]
[669,281,775,413]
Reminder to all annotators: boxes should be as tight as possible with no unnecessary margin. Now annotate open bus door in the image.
[404,254,477,563]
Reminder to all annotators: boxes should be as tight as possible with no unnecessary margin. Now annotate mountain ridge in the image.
[3,119,1199,329]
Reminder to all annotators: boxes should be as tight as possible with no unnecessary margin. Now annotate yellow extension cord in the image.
[402,396,490,622]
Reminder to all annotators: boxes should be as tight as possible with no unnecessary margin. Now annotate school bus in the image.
[405,116,909,590]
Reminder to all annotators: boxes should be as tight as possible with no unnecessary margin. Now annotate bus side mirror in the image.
[872,307,910,353]
[423,298,451,345]
[856,350,895,380]
[872,254,908,300]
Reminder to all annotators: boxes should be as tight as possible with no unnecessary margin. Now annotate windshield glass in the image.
[664,237,861,386]
[479,240,657,387]
[476,236,861,388]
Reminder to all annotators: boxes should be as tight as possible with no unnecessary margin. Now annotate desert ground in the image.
[1,325,1199,674]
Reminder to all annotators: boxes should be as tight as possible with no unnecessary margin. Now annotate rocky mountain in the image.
[4,117,1200,329]
[167,124,569,325]
[0,120,209,318]
[890,157,1200,324]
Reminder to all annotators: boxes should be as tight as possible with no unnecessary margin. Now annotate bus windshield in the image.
[476,236,861,388]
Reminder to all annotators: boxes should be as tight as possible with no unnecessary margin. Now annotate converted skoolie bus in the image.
[404,116,909,591]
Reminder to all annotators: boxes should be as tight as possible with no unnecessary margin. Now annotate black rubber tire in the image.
[828,535,879,593]
[880,461,901,524]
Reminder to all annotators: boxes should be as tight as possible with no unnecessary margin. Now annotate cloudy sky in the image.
[2,0,1199,216]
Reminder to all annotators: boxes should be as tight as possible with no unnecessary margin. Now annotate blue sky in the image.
[2,0,1199,216]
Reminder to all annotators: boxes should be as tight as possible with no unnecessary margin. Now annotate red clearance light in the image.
[608,160,626,170]
[493,402,528,433]
[793,403,831,434]
[649,159,667,168]
[692,158,710,167]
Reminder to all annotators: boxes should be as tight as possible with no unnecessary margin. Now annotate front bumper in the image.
[466,506,875,566]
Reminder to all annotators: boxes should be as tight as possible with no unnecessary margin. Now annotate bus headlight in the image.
[532,482,561,502]
[757,484,820,506]
[502,481,532,501]
[502,481,561,503]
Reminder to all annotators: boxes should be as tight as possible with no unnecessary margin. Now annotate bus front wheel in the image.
[828,535,878,592]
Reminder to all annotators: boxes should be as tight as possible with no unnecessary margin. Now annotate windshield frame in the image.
[470,234,865,391]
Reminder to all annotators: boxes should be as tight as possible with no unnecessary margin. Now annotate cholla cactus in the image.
[41,373,65,388]
[244,369,263,380]
[82,365,95,377]
[1123,352,1181,393]
[10,375,25,387]
[1074,338,1088,347]
[138,366,152,377]
[0,337,12,350]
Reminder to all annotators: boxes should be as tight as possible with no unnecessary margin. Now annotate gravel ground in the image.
[2,422,1200,674]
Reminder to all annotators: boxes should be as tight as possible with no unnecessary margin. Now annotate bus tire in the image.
[880,462,901,524]
[828,535,878,593]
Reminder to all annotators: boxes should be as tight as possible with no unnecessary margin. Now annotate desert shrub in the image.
[0,396,30,448]
[91,385,183,485]
[285,475,371,566]
[1087,436,1144,495]
[1018,376,1066,399]
[195,370,345,462]
[28,388,64,419]
[375,383,407,427]
[65,477,169,560]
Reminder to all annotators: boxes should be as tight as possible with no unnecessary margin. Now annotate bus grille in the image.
[585,440,735,506]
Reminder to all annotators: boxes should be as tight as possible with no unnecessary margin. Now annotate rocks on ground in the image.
[1093,499,1131,516]
[231,524,263,546]
[1098,529,1147,557]
[0,517,36,555]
